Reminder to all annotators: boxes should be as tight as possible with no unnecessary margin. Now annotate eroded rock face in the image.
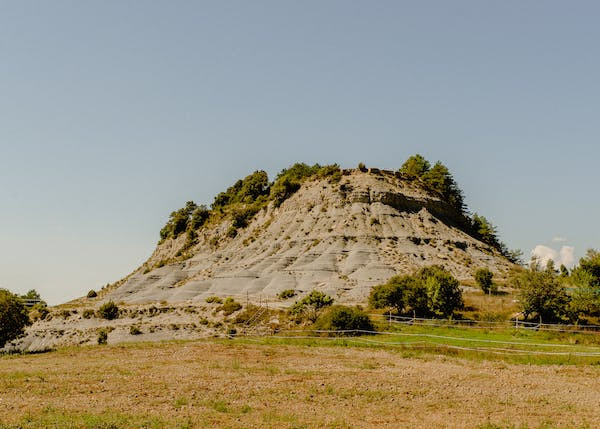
[105,170,513,305]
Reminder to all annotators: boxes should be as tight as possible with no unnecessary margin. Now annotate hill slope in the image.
[105,167,513,305]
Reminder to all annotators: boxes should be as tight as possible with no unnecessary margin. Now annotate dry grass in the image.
[1,339,599,428]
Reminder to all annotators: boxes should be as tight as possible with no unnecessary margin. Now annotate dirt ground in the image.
[0,340,599,428]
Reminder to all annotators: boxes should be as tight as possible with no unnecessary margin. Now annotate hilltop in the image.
[101,159,515,305]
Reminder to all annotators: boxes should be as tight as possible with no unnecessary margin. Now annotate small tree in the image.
[0,289,32,347]
[291,291,334,321]
[399,154,430,178]
[416,266,463,318]
[368,275,414,313]
[474,268,494,294]
[515,269,569,322]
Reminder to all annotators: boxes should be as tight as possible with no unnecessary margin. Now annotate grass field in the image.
[2,328,600,429]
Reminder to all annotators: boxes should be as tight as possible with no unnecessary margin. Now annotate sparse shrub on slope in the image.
[278,289,296,300]
[474,268,495,295]
[313,306,374,335]
[0,289,31,348]
[97,301,119,320]
[220,298,242,316]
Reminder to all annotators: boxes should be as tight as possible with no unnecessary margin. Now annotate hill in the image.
[103,161,515,305]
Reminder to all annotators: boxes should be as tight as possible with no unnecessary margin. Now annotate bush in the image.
[313,306,374,335]
[220,298,242,316]
[97,301,119,320]
[290,290,334,321]
[29,303,49,322]
[278,289,296,300]
[369,266,463,318]
[87,289,98,298]
[82,309,95,319]
[129,325,142,335]
[474,268,495,294]
[358,162,367,172]
[97,329,108,345]
[0,289,31,347]
[206,296,223,304]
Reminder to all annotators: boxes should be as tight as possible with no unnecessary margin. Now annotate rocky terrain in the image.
[8,166,515,351]
[105,168,512,305]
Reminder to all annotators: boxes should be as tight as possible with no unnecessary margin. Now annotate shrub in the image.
[313,306,374,335]
[206,296,223,304]
[82,309,95,319]
[0,289,31,347]
[97,329,108,345]
[29,303,49,322]
[474,268,495,294]
[97,301,119,320]
[87,289,98,298]
[290,290,334,322]
[220,298,242,316]
[59,309,71,319]
[278,289,296,300]
[129,325,142,335]
[512,267,570,322]
[358,162,367,172]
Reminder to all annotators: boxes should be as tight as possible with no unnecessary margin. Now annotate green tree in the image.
[474,268,494,294]
[418,266,463,318]
[421,161,465,212]
[399,154,431,178]
[575,249,600,287]
[512,268,570,322]
[369,275,414,313]
[290,290,334,321]
[0,289,31,348]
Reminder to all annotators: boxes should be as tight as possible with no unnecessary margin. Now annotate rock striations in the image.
[106,168,513,305]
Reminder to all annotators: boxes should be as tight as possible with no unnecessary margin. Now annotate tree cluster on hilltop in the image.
[399,154,519,263]
[159,163,341,243]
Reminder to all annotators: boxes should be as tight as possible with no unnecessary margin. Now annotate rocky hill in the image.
[103,165,514,306]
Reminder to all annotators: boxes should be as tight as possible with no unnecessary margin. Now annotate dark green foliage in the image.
[313,305,374,335]
[278,289,297,300]
[87,289,98,298]
[510,266,569,322]
[370,266,463,318]
[474,268,495,294]
[574,249,600,287]
[270,163,341,206]
[212,171,270,210]
[358,162,367,172]
[189,206,210,230]
[82,309,95,319]
[231,204,261,228]
[470,214,499,248]
[421,162,464,212]
[29,303,50,322]
[97,329,108,345]
[220,298,242,316]
[399,154,430,178]
[97,301,119,320]
[0,289,32,347]
[416,266,463,318]
[160,201,199,241]
[129,325,142,335]
[290,290,334,321]
[368,275,415,313]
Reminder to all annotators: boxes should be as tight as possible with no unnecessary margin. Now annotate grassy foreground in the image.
[1,333,600,429]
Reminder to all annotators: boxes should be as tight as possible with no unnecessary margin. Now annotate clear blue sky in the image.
[1,1,599,304]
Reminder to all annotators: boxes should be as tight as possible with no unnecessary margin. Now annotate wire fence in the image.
[369,313,600,335]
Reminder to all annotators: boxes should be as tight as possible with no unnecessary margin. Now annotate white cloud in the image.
[552,236,568,243]
[531,245,575,268]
